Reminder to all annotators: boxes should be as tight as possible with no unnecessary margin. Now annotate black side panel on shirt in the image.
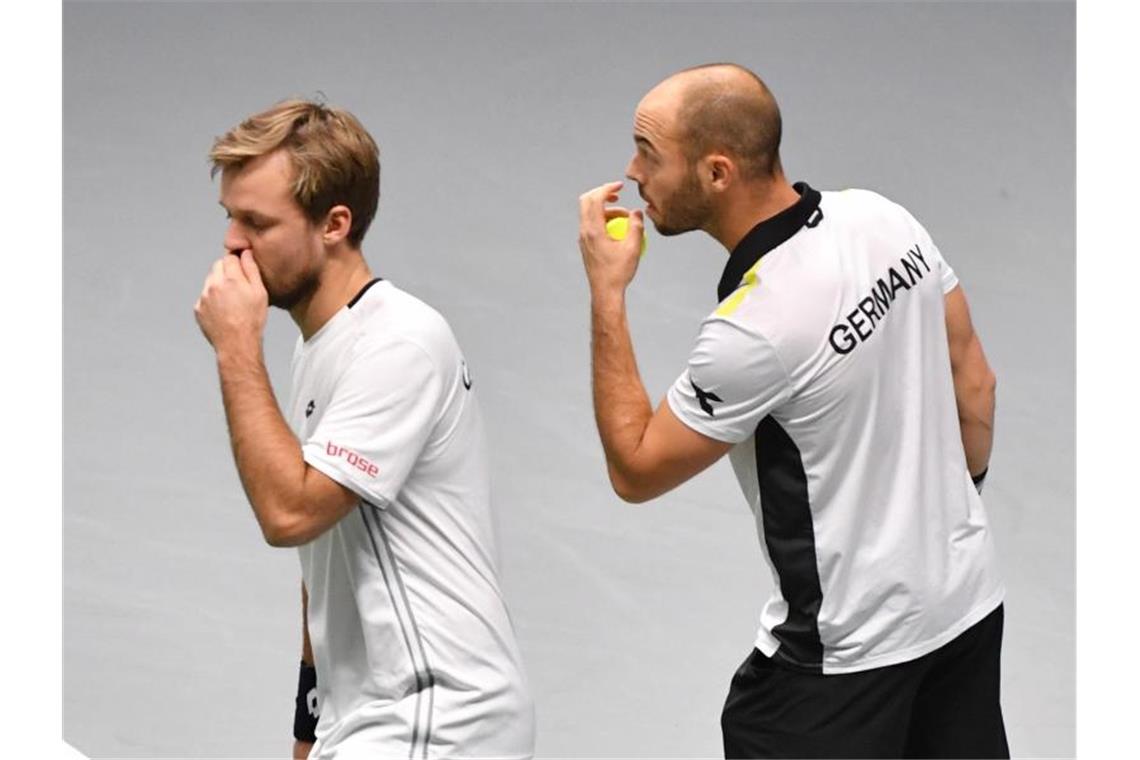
[754,415,825,672]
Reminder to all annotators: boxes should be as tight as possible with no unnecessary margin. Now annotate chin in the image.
[268,278,319,311]
[654,220,697,237]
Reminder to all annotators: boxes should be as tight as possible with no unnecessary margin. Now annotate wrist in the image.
[214,336,264,367]
[590,286,627,313]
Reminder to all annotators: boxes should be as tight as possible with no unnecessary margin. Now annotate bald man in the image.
[577,64,1007,758]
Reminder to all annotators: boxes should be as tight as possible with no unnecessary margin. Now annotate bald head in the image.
[648,63,784,183]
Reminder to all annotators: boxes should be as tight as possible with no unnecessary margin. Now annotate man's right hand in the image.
[578,181,646,295]
[293,739,313,759]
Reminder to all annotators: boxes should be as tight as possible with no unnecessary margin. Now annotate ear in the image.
[705,153,735,192]
[322,205,354,246]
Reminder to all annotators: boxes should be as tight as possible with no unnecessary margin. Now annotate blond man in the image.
[196,100,534,759]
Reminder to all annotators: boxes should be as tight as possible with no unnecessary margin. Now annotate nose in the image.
[223,221,250,255]
[624,154,642,184]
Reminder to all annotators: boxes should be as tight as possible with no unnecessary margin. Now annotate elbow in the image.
[262,523,305,548]
[259,507,311,548]
[614,483,652,504]
[264,532,301,548]
[956,370,997,430]
[959,368,997,407]
[608,467,654,504]
[980,369,997,415]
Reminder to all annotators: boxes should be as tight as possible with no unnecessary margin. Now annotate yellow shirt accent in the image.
[715,260,762,317]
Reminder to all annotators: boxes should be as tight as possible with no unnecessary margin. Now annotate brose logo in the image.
[326,441,380,478]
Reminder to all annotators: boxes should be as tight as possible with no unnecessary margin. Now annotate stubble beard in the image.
[267,268,321,311]
[651,167,714,237]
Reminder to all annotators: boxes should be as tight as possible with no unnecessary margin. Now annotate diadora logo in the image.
[691,380,723,418]
[326,441,380,478]
[461,360,472,390]
[305,400,315,418]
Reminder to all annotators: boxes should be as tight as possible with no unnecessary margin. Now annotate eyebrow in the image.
[218,201,272,222]
[634,135,658,153]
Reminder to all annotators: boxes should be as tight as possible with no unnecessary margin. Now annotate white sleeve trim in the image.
[665,390,743,444]
[303,444,394,510]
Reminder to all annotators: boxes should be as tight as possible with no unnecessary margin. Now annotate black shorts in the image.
[722,604,1009,759]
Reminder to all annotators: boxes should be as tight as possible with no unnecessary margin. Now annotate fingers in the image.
[578,181,624,224]
[207,251,261,290]
[628,208,645,237]
[239,249,264,288]
[578,180,624,203]
[221,253,242,280]
[578,181,629,247]
[204,258,226,289]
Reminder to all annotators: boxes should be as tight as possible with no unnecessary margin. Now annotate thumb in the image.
[628,209,645,249]
[239,249,264,289]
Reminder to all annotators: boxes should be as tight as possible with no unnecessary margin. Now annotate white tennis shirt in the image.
[667,184,1004,675]
[287,279,534,758]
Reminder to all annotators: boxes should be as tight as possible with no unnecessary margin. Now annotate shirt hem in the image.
[755,585,1006,675]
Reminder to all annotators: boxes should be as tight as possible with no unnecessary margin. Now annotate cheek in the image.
[256,225,323,280]
[652,175,677,203]
[249,236,290,277]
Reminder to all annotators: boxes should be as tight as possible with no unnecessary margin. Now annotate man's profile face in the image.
[218,150,325,310]
[624,90,714,237]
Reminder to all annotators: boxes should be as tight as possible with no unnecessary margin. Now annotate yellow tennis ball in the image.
[605,216,648,257]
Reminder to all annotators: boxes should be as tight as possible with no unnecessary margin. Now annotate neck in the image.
[289,247,375,340]
[707,175,802,253]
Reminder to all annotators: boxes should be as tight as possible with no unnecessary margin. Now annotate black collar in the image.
[716,181,823,302]
[347,277,384,309]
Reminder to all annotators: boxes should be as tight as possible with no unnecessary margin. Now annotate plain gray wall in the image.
[64,1,1074,756]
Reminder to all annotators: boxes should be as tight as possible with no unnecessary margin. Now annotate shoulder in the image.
[356,282,458,347]
[348,281,461,368]
[821,187,914,222]
[690,312,789,383]
[822,187,938,247]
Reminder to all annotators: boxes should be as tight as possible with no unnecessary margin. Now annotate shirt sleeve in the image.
[302,338,444,508]
[666,317,794,444]
[935,243,959,294]
[906,211,958,294]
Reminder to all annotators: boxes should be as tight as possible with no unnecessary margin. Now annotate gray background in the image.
[64,1,1074,757]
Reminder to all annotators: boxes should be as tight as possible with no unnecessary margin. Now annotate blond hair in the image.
[210,99,380,247]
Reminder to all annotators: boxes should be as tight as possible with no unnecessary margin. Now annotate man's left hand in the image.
[194,249,268,353]
[578,181,645,295]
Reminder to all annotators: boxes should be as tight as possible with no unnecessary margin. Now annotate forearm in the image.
[955,375,995,477]
[591,291,653,488]
[215,345,308,544]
